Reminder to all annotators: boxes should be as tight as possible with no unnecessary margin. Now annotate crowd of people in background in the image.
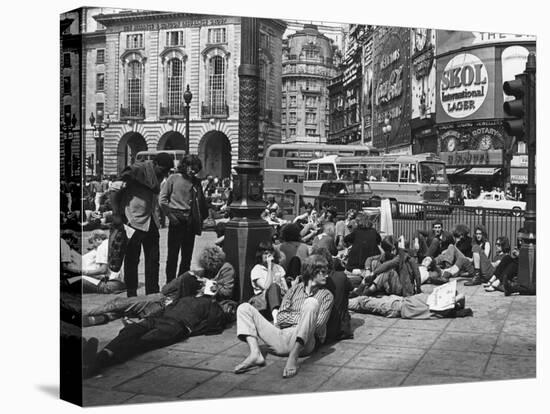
[61,152,532,382]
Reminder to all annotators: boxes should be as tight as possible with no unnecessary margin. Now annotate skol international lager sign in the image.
[436,47,496,123]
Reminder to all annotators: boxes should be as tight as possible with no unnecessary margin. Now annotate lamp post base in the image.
[223,161,272,302]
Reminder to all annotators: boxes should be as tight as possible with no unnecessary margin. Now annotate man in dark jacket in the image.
[343,214,381,272]
[83,296,236,378]
[413,219,453,263]
[159,155,209,282]
[111,152,173,296]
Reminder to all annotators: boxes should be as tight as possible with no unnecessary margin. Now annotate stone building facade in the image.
[61,8,286,179]
[281,24,339,144]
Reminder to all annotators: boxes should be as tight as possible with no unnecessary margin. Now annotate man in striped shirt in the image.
[234,255,334,378]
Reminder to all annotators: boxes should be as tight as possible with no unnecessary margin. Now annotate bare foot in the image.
[282,355,299,378]
[234,353,265,374]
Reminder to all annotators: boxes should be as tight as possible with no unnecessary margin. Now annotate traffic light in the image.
[503,73,528,140]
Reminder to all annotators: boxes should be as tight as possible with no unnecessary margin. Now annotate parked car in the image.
[317,180,393,217]
[464,191,526,216]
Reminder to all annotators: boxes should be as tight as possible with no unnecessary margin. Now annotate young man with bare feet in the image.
[234,255,334,378]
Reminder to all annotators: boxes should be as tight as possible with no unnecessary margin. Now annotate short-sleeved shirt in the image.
[250,263,287,296]
[82,239,120,279]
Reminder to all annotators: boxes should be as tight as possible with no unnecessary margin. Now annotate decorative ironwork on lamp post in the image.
[89,110,109,178]
[61,112,77,179]
[382,116,392,154]
[183,84,192,154]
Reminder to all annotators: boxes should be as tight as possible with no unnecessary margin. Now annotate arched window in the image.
[208,56,225,115]
[127,61,143,117]
[166,58,184,115]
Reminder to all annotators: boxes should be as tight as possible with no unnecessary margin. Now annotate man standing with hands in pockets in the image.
[160,154,208,284]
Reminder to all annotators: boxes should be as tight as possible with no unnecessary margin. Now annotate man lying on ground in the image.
[348,289,473,319]
[234,254,334,379]
[84,245,234,325]
[82,296,237,378]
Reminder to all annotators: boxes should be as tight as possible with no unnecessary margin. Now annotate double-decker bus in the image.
[263,143,380,195]
[303,153,450,214]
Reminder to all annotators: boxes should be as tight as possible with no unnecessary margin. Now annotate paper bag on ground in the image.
[426,280,457,311]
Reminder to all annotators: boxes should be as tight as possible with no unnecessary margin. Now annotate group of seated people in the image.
[68,201,528,382]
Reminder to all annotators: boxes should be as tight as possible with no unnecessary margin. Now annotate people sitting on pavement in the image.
[299,210,321,244]
[83,245,235,324]
[265,195,280,215]
[465,224,493,286]
[484,230,524,292]
[452,224,473,258]
[350,236,422,298]
[412,219,452,263]
[422,232,475,285]
[234,254,334,378]
[312,221,338,256]
[278,223,310,271]
[249,241,289,322]
[309,247,353,341]
[343,213,382,274]
[63,229,126,294]
[293,203,316,226]
[319,205,338,225]
[264,208,288,231]
[348,289,473,319]
[82,295,238,378]
[60,230,82,278]
[174,245,235,301]
[335,208,357,251]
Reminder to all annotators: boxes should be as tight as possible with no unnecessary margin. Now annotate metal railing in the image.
[201,102,229,118]
[159,102,186,119]
[120,105,145,120]
[262,192,526,253]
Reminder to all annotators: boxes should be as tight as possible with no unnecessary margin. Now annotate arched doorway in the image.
[198,131,232,179]
[117,132,147,173]
[157,131,186,150]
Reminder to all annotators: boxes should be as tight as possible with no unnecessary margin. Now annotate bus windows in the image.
[410,164,417,182]
[383,163,399,182]
[318,163,336,181]
[399,164,410,183]
[366,163,382,181]
[419,162,447,184]
[269,149,283,157]
[283,175,300,183]
[306,164,318,181]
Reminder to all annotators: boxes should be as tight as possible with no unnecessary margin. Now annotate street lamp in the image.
[183,84,192,154]
[89,110,109,178]
[382,116,392,154]
[61,112,77,180]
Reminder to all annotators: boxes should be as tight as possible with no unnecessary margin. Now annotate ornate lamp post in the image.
[183,84,192,154]
[382,116,392,154]
[89,110,109,177]
[61,112,77,179]
[224,17,273,302]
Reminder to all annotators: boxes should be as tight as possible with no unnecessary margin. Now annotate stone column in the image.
[224,17,273,302]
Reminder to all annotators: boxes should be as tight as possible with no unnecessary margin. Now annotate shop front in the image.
[435,32,536,195]
[440,148,504,196]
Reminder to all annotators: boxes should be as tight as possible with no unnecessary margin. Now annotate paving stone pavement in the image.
[80,230,536,407]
